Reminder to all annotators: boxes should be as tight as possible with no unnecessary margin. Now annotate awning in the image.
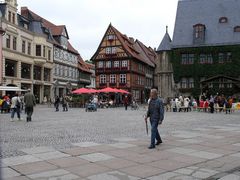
[0,86,27,91]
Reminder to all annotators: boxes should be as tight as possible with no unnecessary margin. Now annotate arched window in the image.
[234,26,240,32]
[219,17,228,23]
[193,24,205,43]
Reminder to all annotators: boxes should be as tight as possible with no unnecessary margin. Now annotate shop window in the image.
[5,59,17,77]
[44,68,51,82]
[21,63,31,79]
[34,66,42,80]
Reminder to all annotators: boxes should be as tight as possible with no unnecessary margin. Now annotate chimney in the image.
[129,37,135,44]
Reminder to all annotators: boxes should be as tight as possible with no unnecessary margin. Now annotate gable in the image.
[91,25,129,60]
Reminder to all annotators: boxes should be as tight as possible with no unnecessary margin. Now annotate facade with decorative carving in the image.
[91,24,156,103]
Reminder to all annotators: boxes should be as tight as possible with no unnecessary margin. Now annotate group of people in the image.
[168,96,197,112]
[54,95,70,112]
[0,89,36,122]
[165,94,237,114]
[201,94,234,114]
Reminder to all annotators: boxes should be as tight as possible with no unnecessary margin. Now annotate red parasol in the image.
[98,87,130,94]
[116,89,130,94]
[72,88,98,94]
[98,87,119,93]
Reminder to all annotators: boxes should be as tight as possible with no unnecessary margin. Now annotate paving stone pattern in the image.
[1,106,240,179]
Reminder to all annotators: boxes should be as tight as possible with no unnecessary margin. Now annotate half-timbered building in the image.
[91,24,156,103]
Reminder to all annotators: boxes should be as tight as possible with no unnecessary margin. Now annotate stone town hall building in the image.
[156,0,240,99]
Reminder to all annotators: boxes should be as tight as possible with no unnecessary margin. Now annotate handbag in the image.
[16,98,21,108]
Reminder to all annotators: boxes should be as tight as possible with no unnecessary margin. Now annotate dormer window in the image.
[193,24,205,44]
[234,26,240,32]
[219,17,228,23]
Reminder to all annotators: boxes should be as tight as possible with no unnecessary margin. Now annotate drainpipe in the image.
[0,18,6,85]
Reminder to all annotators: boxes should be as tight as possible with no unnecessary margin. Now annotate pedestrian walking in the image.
[209,95,214,113]
[24,89,36,122]
[10,93,21,122]
[123,95,128,110]
[54,96,60,112]
[62,95,68,112]
[145,89,164,149]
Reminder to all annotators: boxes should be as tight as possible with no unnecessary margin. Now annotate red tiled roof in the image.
[106,24,156,67]
[49,25,65,36]
[78,55,92,74]
[85,62,95,69]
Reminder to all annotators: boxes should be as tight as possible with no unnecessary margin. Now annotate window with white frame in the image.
[65,66,68,77]
[120,74,126,84]
[106,61,111,68]
[106,34,115,40]
[98,61,104,68]
[122,60,128,67]
[180,78,187,89]
[110,74,116,83]
[100,74,106,84]
[189,78,194,88]
[105,47,116,54]
[114,61,119,67]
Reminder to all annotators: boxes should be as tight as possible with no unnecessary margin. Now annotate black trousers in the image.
[25,107,33,121]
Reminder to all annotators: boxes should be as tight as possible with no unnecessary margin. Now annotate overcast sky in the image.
[17,0,179,60]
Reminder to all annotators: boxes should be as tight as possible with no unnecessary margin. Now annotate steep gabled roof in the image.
[92,24,156,67]
[172,0,240,48]
[157,28,172,51]
[135,40,156,67]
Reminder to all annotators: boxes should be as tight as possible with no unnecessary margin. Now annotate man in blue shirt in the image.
[145,89,164,149]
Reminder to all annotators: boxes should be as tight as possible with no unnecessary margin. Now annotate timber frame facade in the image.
[91,24,156,103]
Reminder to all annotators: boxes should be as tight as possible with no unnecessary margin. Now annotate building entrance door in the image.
[33,85,41,104]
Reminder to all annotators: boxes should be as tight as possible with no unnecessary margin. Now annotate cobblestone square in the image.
[0,105,240,179]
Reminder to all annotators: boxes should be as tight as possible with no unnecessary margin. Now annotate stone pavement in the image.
[2,122,240,179]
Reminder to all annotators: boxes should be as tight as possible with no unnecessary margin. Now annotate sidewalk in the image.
[2,123,240,180]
